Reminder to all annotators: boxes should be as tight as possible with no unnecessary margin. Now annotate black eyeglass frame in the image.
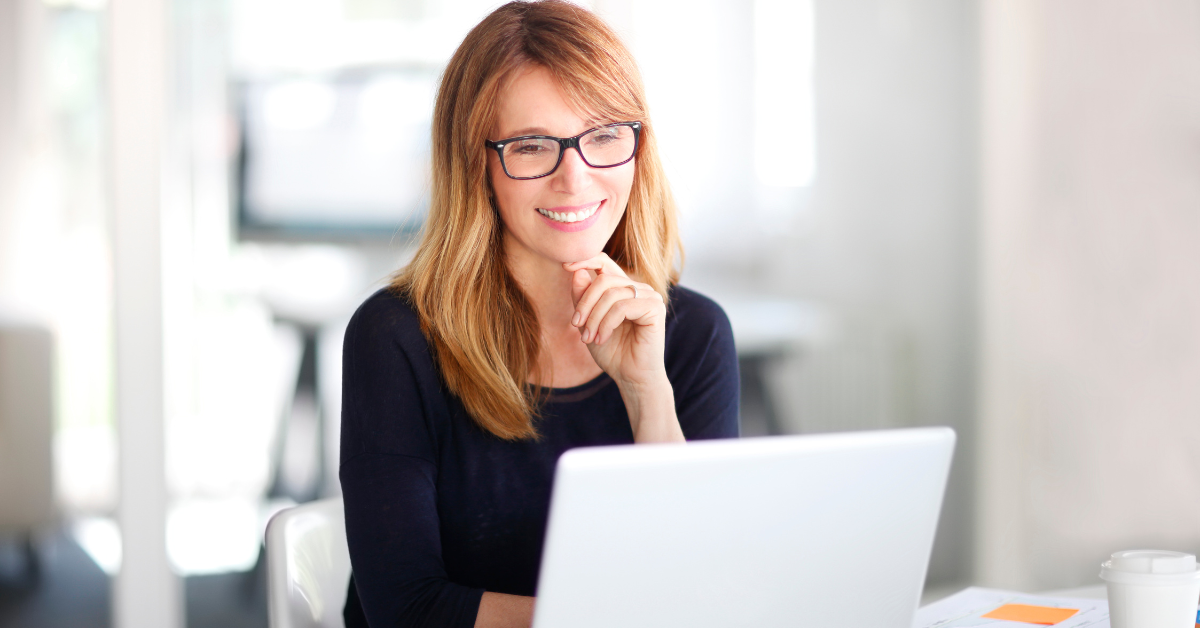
[484,121,642,180]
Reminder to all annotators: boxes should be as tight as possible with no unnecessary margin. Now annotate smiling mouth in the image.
[536,202,601,224]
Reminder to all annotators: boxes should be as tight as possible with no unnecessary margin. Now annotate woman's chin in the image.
[556,244,608,265]
[503,224,617,269]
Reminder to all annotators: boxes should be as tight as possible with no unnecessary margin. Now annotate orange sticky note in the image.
[981,603,1079,625]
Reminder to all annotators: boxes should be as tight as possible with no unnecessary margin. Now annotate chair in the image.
[0,323,55,581]
[266,497,352,628]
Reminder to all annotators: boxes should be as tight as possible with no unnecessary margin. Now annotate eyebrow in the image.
[505,126,553,137]
[499,119,610,139]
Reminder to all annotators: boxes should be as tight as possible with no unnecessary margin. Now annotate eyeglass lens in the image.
[502,125,636,178]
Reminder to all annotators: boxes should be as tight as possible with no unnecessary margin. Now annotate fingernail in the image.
[572,312,581,326]
[581,329,590,342]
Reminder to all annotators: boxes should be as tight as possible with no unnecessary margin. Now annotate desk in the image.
[917,585,1114,628]
[924,584,1108,605]
[1039,585,1108,599]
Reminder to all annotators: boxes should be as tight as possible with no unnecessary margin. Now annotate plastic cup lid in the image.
[1101,550,1200,586]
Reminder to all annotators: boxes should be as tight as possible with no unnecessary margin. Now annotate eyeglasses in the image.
[485,121,642,180]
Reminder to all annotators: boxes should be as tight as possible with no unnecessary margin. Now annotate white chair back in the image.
[0,323,55,533]
[266,497,351,628]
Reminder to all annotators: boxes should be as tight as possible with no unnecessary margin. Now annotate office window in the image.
[598,0,816,257]
[754,0,815,188]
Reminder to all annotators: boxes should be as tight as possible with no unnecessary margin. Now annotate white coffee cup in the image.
[1100,550,1200,628]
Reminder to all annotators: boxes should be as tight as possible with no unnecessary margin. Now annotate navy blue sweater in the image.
[340,285,740,627]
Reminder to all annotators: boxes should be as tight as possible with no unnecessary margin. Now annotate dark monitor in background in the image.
[235,66,439,241]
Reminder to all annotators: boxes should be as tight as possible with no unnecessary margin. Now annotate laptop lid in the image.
[532,427,955,628]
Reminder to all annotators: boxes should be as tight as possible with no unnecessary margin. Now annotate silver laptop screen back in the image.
[533,427,955,628]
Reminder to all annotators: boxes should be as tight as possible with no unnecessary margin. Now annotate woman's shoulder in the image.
[663,283,737,369]
[665,284,733,334]
[344,286,430,358]
[662,284,740,439]
[341,286,452,465]
[350,284,417,321]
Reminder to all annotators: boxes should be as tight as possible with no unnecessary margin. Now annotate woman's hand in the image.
[564,254,684,442]
[565,253,665,387]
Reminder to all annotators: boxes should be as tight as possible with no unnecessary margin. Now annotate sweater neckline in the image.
[536,372,614,403]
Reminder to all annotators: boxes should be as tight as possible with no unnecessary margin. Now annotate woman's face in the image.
[487,65,635,268]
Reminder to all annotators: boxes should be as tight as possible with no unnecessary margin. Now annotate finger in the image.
[575,273,628,328]
[580,283,634,342]
[570,268,592,314]
[562,253,627,279]
[582,282,657,343]
[593,300,632,345]
[576,276,647,333]
[594,297,661,345]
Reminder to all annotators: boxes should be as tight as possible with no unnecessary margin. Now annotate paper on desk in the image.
[915,587,1109,628]
[983,603,1080,624]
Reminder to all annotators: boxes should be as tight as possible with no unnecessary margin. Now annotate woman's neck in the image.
[505,243,575,324]
[504,237,604,388]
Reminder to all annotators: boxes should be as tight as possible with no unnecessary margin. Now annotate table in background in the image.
[719,297,829,436]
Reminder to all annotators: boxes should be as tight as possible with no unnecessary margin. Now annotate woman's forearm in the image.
[618,375,685,443]
[475,592,535,628]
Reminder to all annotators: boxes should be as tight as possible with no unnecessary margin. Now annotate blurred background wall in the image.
[978,0,1200,591]
[773,0,977,587]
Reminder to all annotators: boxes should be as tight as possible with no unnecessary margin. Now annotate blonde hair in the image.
[393,0,681,440]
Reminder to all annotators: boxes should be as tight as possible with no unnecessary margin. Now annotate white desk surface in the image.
[922,584,1108,607]
[1038,584,1108,600]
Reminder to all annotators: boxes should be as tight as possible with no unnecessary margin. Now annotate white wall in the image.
[0,0,14,283]
[0,0,43,308]
[765,0,979,586]
[978,0,1200,590]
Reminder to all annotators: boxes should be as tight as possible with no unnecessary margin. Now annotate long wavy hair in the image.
[393,0,681,440]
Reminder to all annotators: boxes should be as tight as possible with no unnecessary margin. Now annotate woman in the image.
[340,2,740,626]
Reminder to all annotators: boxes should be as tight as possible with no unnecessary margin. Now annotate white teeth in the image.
[538,203,599,224]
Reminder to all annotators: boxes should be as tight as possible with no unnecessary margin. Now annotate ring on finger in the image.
[629,284,639,300]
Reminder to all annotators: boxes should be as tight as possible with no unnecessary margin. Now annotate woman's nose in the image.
[551,146,591,193]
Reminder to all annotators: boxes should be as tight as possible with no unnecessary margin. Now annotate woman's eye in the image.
[512,141,551,156]
[587,132,619,146]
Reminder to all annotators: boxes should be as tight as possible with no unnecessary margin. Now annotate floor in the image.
[0,530,267,628]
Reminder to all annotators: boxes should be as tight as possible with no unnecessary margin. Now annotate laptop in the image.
[532,427,955,628]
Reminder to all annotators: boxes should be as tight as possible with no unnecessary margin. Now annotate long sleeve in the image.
[666,287,741,440]
[340,292,485,628]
